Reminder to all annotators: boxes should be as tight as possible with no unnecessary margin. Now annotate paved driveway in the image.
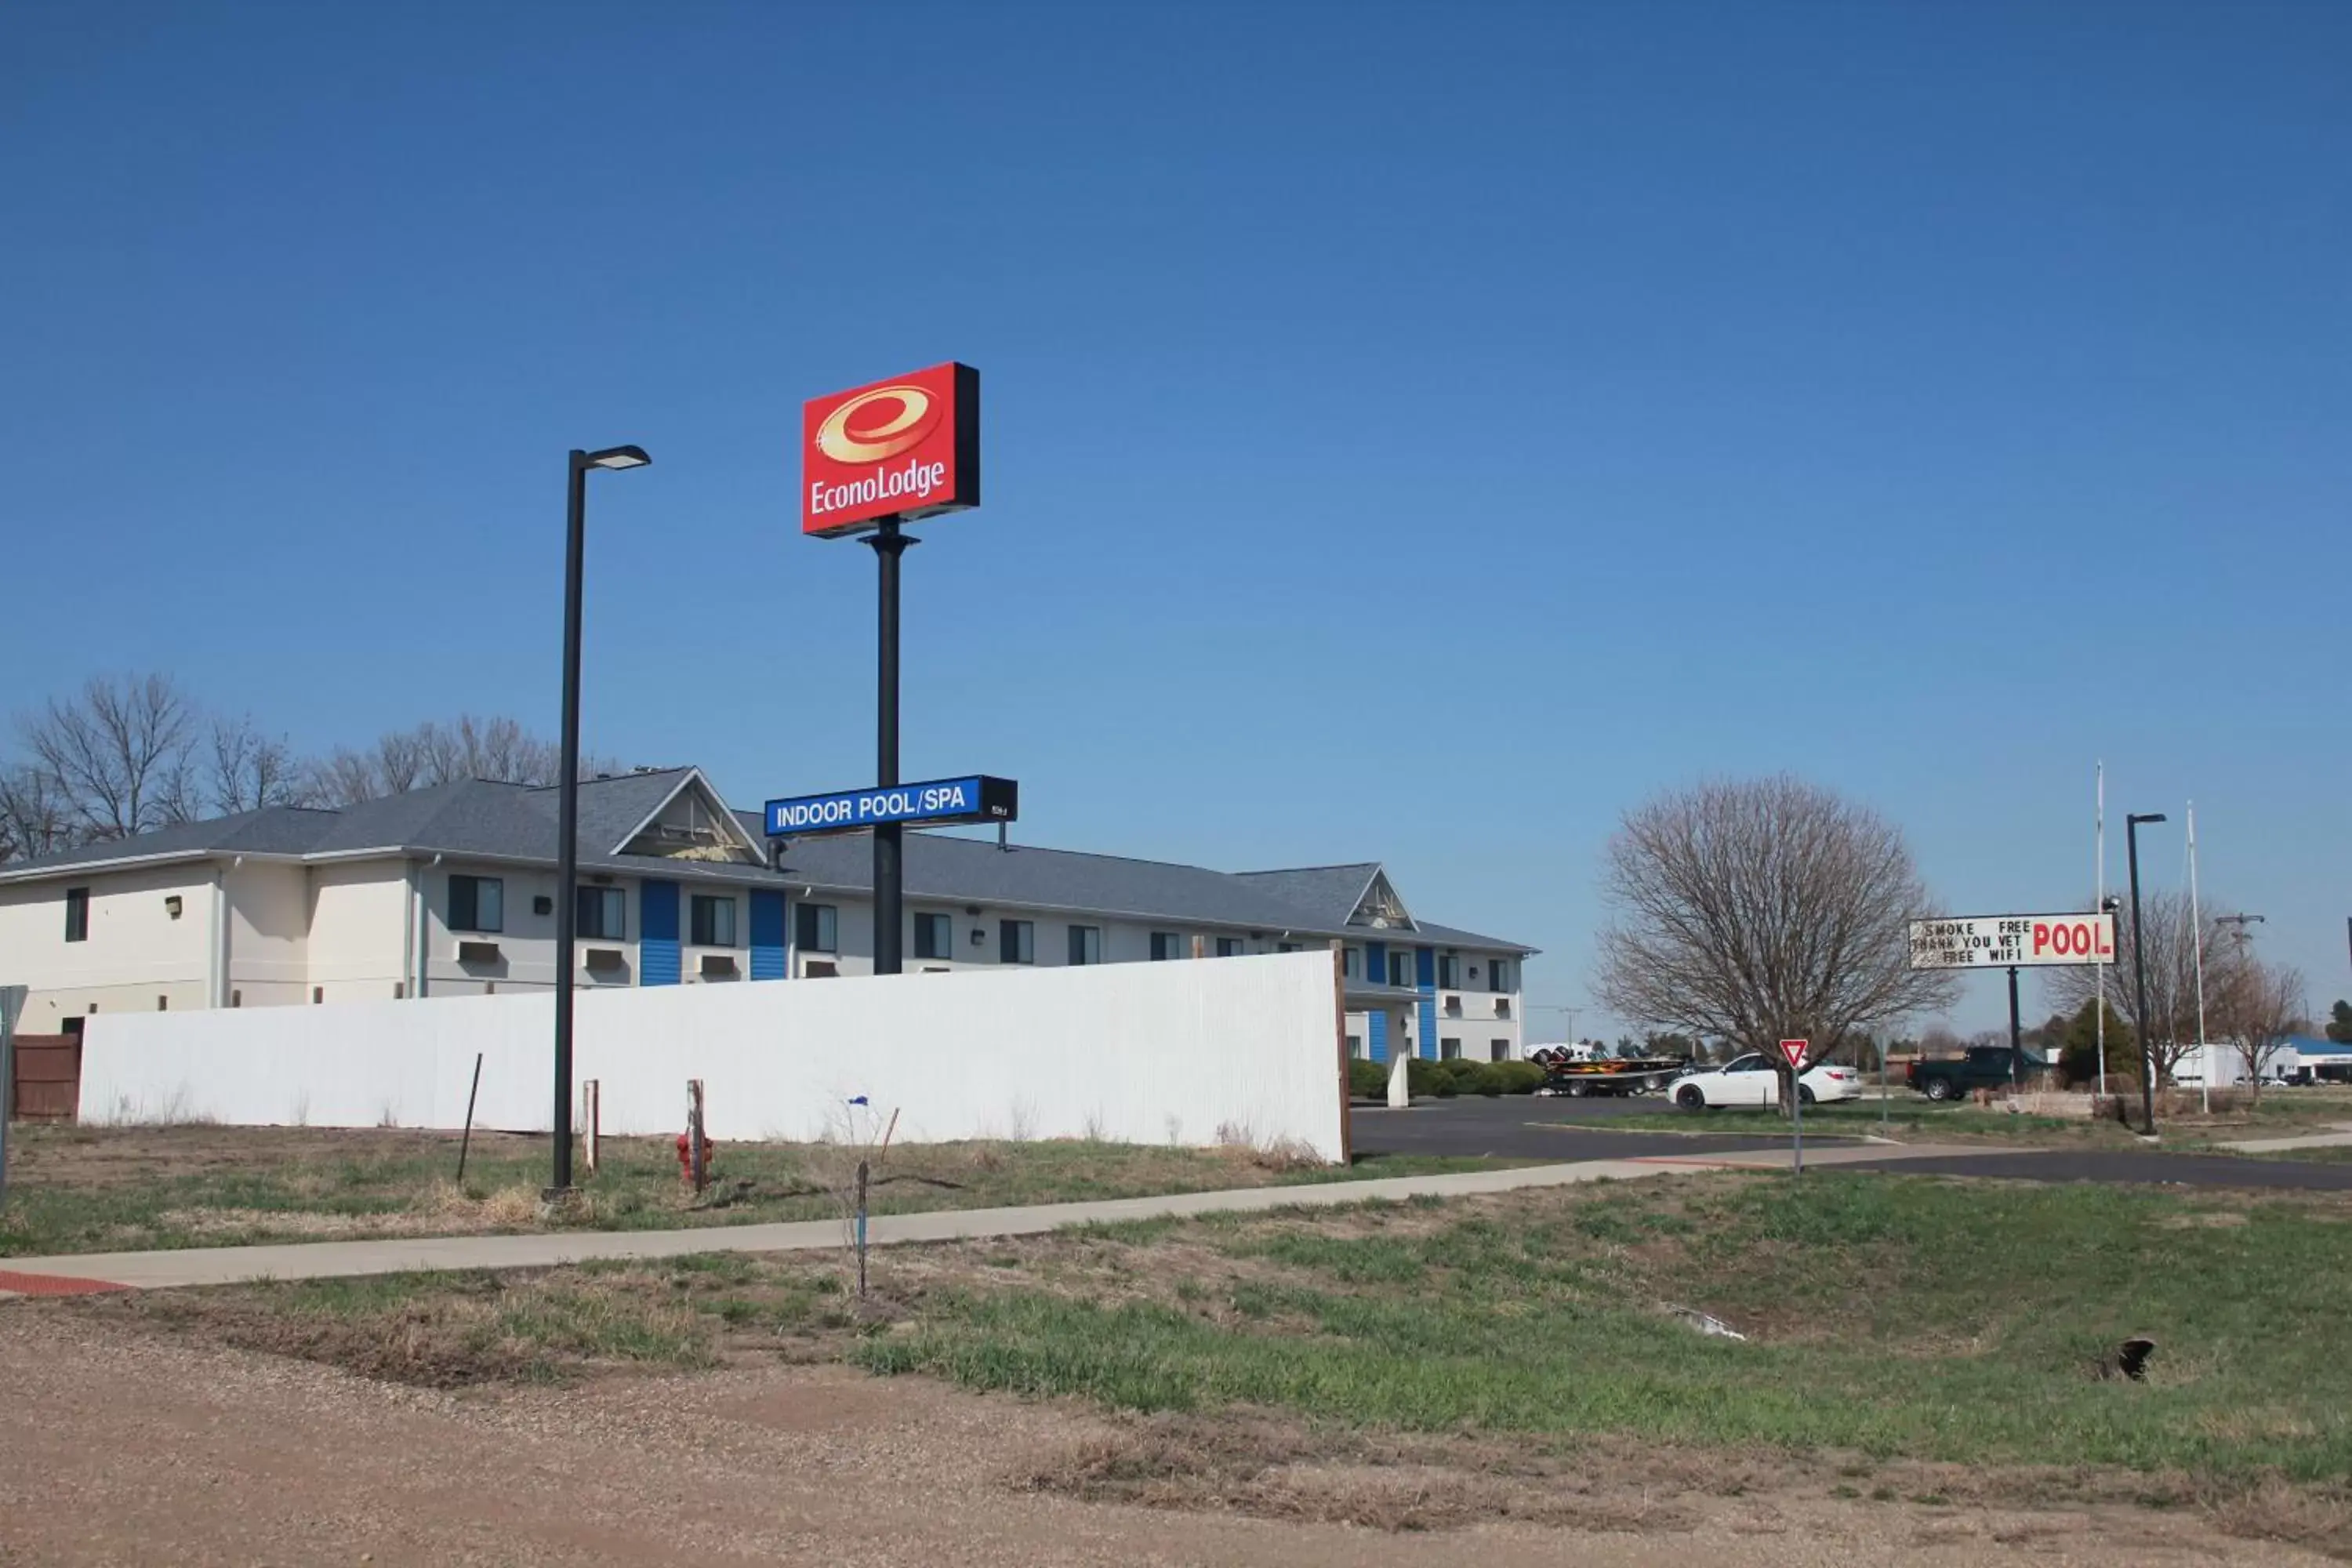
[1351,1099,2352,1190]
[1351,1097,1858,1162]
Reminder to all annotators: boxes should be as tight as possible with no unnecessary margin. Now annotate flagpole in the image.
[2096,763,2107,1102]
[2188,801,2210,1116]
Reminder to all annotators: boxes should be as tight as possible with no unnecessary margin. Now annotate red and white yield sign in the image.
[1779,1038,1809,1070]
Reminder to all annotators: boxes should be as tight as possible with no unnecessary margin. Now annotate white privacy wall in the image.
[79,951,1348,1162]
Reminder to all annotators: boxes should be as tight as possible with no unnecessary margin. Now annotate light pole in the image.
[550,444,650,1197]
[2125,811,2167,1136]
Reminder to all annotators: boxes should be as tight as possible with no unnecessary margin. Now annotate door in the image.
[1723,1053,1777,1106]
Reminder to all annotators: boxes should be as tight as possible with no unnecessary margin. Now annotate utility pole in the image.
[2126,812,2168,1136]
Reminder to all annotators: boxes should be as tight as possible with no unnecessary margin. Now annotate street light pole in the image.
[550,444,650,1198]
[2126,811,2167,1137]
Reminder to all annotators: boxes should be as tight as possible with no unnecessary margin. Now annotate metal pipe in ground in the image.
[456,1051,484,1185]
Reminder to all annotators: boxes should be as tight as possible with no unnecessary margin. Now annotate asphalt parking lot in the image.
[1350,1094,1862,1162]
[1350,1096,2352,1190]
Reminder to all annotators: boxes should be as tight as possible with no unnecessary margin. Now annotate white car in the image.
[1671,1053,1863,1111]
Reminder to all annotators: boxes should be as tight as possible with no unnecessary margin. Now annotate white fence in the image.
[79,951,1349,1162]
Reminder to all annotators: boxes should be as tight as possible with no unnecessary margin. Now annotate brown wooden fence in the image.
[9,1035,81,1123]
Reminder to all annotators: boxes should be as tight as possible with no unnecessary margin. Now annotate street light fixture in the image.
[2125,811,2167,1136]
[550,444,650,1198]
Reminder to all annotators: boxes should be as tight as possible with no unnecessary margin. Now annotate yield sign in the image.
[1778,1038,1809,1070]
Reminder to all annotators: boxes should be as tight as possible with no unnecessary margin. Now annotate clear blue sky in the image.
[5,1,2347,1035]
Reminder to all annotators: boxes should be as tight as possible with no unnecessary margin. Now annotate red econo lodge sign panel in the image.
[801,361,981,537]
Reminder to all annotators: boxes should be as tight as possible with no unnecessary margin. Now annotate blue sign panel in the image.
[764,775,1018,839]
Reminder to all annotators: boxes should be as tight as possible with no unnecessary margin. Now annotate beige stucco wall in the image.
[0,861,220,1029]
[306,860,412,1004]
[224,861,308,1007]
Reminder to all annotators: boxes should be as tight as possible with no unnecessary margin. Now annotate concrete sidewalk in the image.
[2216,1123,2352,1155]
[0,1144,2033,1294]
[0,1156,1698,1292]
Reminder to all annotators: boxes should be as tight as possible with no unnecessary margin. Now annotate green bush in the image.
[1348,1058,1389,1100]
[1488,1060,1546,1095]
[1430,1058,1506,1097]
[1406,1057,1451,1097]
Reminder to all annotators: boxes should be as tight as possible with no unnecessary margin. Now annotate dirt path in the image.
[0,1311,2324,1567]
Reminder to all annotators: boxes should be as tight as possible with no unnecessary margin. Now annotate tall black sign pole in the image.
[2008,964,2023,1089]
[869,518,916,975]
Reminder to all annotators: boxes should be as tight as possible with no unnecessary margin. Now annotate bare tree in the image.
[209,716,307,815]
[0,763,75,862]
[2045,891,2214,1085]
[417,715,561,787]
[1916,1023,1965,1055]
[19,673,198,840]
[2214,956,2304,1102]
[299,714,568,805]
[1595,776,1959,1101]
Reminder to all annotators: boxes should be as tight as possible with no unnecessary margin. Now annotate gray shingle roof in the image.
[767,832,1364,934]
[2,775,1534,952]
[0,805,339,873]
[1229,865,1381,927]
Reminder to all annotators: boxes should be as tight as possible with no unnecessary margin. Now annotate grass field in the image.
[77,1168,2352,1552]
[866,1175,2352,1484]
[0,1123,1517,1258]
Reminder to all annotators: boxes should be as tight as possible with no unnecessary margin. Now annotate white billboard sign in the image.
[1907,913,2114,970]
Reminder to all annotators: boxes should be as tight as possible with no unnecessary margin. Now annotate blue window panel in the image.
[1416,946,1438,1061]
[640,880,681,986]
[748,890,787,981]
[1366,1010,1388,1064]
[1365,941,1386,990]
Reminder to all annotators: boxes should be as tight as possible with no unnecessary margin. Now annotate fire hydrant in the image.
[676,1128,713,1190]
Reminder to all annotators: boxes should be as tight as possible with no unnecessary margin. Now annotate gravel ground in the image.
[0,1309,2328,1567]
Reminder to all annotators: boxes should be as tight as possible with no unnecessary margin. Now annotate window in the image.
[1215,936,1243,957]
[1067,924,1102,965]
[1278,942,1299,953]
[1438,954,1460,989]
[449,874,503,933]
[1346,1034,1363,1058]
[1495,998,1512,1018]
[1490,959,1513,993]
[64,887,89,942]
[1342,947,1361,980]
[577,887,626,940]
[1490,1039,1510,1062]
[1444,996,1463,1016]
[1441,1037,1461,1061]
[795,902,838,953]
[1149,931,1185,961]
[691,895,737,947]
[1000,919,1034,964]
[1388,951,1412,987]
[913,912,952,960]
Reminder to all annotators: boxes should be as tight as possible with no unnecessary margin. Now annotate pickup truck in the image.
[1907,1046,2047,1101]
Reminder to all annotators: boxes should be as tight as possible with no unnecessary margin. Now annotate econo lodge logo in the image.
[801,361,980,536]
[815,385,941,465]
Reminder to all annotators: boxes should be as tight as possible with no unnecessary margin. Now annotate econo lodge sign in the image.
[1907,913,2116,970]
[801,361,980,536]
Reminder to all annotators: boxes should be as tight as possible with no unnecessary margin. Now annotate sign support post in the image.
[1779,1038,1809,1176]
[868,519,916,976]
[0,984,26,1208]
[2008,965,2023,1091]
